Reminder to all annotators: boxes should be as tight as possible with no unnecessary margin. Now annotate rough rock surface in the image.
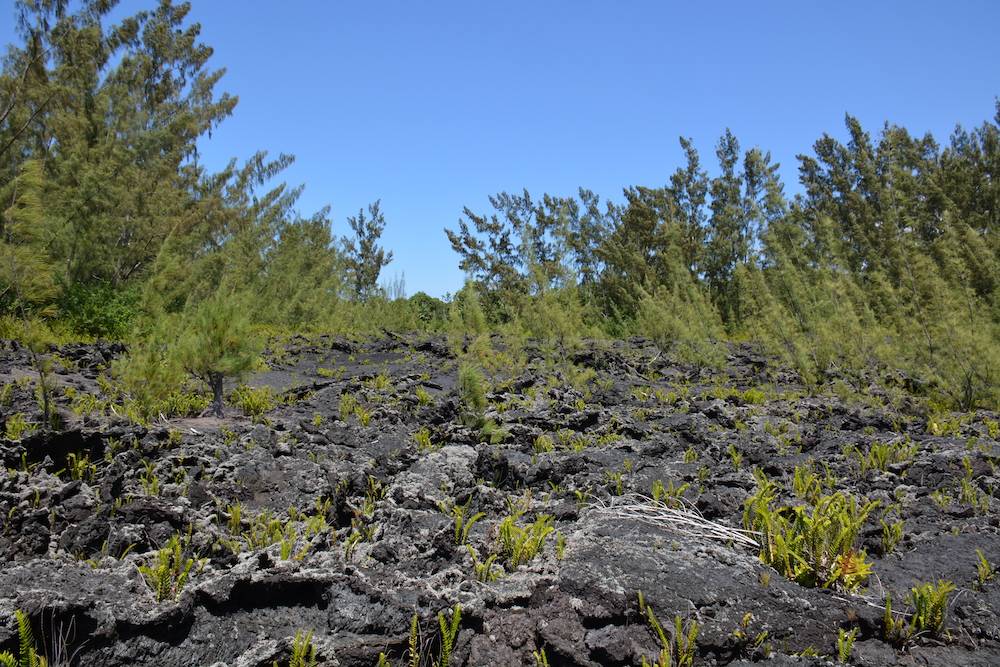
[0,336,998,665]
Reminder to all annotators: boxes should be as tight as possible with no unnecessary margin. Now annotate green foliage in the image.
[413,426,438,452]
[457,363,487,426]
[4,413,33,441]
[976,549,996,589]
[272,630,317,667]
[0,0,997,426]
[176,294,262,416]
[880,519,904,555]
[883,580,956,645]
[231,384,275,420]
[339,392,358,421]
[650,479,689,508]
[743,478,878,591]
[0,610,46,667]
[138,535,197,602]
[467,545,500,582]
[497,513,554,569]
[836,627,858,663]
[635,284,725,368]
[447,282,490,358]
[342,201,393,300]
[908,580,956,637]
[846,439,918,474]
[436,604,461,667]
[379,606,462,667]
[58,282,139,339]
[438,499,484,546]
[637,592,699,667]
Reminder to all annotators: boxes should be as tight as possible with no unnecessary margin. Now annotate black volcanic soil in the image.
[0,336,998,666]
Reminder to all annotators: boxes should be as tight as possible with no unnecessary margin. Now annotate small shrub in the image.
[846,439,917,474]
[439,499,483,545]
[354,405,372,426]
[59,281,140,339]
[415,385,433,406]
[728,444,743,469]
[467,545,501,582]
[480,419,509,444]
[883,580,956,646]
[908,580,956,636]
[458,363,487,426]
[533,434,555,453]
[651,479,689,508]
[880,519,904,555]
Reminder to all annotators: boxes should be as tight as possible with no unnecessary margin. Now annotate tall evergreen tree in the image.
[343,200,393,301]
[667,137,709,275]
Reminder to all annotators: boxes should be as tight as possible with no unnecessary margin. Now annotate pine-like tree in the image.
[175,294,260,417]
[343,200,393,301]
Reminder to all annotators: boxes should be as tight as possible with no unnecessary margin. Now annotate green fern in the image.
[497,514,554,569]
[436,604,461,667]
[408,613,420,667]
[138,535,197,602]
[0,611,46,667]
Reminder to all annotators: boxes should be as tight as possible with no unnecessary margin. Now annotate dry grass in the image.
[591,493,759,550]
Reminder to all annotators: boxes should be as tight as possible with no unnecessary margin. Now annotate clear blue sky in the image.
[3,1,999,297]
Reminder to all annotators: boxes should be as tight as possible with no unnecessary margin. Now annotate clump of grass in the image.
[533,434,555,453]
[976,549,996,589]
[413,426,438,452]
[480,419,509,444]
[650,479,689,508]
[880,519,904,555]
[231,384,275,420]
[338,392,358,421]
[845,439,918,474]
[378,605,462,667]
[415,385,434,406]
[836,627,858,663]
[438,499,484,545]
[467,545,500,582]
[909,580,955,636]
[354,404,372,426]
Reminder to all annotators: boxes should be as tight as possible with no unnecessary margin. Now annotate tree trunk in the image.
[210,372,224,417]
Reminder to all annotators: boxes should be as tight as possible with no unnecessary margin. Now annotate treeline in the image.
[1,1,997,411]
[0,0,414,339]
[447,112,1000,410]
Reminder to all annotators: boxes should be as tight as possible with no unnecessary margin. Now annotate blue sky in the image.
[3,1,999,297]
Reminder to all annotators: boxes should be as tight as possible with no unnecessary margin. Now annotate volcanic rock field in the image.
[0,336,998,666]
